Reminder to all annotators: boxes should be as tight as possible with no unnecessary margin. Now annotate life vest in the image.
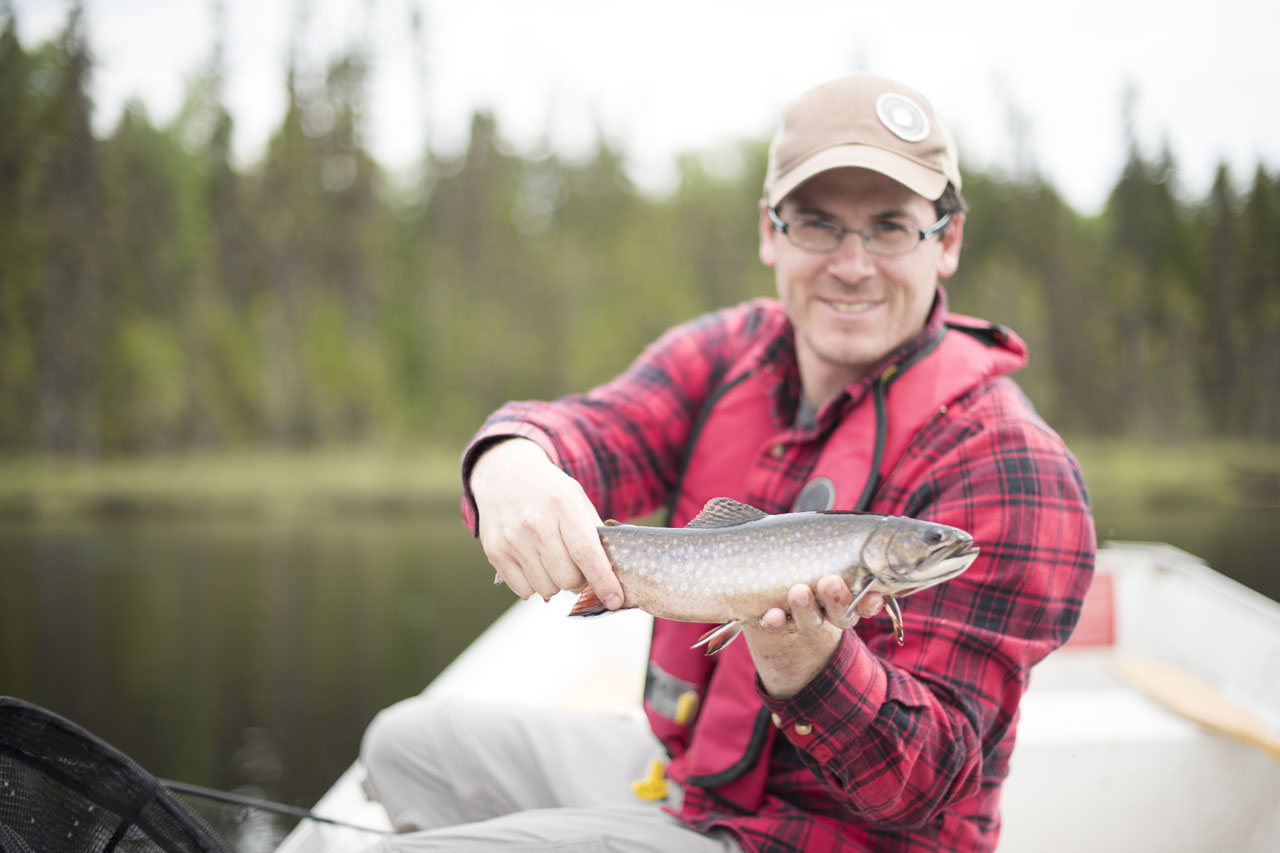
[645,311,1027,812]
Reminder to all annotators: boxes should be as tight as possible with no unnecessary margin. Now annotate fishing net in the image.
[0,697,229,853]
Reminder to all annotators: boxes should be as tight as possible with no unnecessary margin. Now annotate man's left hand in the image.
[747,576,884,698]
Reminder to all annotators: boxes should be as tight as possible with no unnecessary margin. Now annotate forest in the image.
[3,7,1278,458]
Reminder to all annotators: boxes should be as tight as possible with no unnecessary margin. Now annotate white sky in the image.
[12,0,1280,214]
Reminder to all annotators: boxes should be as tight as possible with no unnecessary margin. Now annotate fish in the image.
[569,497,979,654]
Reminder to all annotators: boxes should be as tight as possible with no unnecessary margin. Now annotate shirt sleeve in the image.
[459,301,772,534]
[759,389,1097,827]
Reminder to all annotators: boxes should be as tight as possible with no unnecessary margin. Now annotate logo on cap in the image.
[875,93,930,143]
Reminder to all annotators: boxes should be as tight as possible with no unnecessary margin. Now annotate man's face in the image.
[758,167,963,404]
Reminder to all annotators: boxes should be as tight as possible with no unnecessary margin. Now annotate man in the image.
[361,73,1095,852]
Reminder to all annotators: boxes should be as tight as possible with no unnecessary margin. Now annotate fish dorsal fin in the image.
[816,509,885,518]
[685,497,769,529]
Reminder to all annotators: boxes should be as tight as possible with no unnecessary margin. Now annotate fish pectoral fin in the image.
[691,620,747,655]
[841,575,879,623]
[885,596,905,645]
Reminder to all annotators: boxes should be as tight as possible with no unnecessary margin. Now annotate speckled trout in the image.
[569,497,979,654]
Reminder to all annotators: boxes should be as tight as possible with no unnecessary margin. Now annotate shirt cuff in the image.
[757,630,888,763]
[459,425,562,535]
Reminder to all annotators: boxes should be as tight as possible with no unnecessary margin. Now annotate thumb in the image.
[561,512,624,610]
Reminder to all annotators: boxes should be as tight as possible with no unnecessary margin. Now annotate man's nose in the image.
[827,232,877,278]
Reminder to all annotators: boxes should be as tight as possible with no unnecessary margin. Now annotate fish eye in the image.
[926,529,945,545]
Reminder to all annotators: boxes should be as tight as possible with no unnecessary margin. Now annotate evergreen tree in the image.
[1200,164,1243,432]
[27,5,103,454]
[0,8,40,449]
[1240,167,1280,437]
[1,3,1278,452]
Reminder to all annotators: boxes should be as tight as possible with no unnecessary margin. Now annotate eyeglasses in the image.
[767,207,951,256]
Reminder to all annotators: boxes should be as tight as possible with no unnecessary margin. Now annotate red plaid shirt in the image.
[461,292,1096,852]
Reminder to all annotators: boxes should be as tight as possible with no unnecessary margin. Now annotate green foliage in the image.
[2,7,1278,457]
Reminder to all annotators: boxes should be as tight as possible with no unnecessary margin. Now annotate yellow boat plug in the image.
[631,758,669,801]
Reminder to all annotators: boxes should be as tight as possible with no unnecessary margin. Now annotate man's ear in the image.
[936,212,964,280]
[758,199,778,268]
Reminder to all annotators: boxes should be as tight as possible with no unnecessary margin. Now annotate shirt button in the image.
[769,443,786,459]
[793,722,813,736]
[770,713,783,728]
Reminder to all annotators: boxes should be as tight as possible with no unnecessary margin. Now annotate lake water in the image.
[1,503,1277,848]
[0,511,505,848]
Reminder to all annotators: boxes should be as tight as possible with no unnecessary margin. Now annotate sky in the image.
[11,0,1280,214]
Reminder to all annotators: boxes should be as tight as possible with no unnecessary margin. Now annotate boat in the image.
[275,542,1280,852]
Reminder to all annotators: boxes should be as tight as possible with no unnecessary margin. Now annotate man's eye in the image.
[868,222,909,235]
[797,220,841,232]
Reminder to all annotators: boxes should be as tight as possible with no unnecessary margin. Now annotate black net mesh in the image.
[0,697,229,853]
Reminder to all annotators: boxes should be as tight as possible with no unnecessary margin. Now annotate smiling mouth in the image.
[821,298,877,316]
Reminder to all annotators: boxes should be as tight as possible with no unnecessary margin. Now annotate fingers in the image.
[560,513,623,609]
[757,606,790,632]
[471,439,621,608]
[816,575,883,627]
[789,584,826,632]
[755,577,886,635]
[486,523,569,602]
[483,503,591,603]
[755,584,827,635]
[855,591,885,619]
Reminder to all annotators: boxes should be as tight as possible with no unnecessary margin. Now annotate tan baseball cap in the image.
[764,73,961,207]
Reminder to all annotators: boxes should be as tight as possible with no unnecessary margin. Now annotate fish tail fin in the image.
[691,620,746,655]
[567,587,629,617]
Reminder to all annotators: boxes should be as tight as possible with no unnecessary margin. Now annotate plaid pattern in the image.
[461,295,1096,852]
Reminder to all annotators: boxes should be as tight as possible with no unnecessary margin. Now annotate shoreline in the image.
[1,439,1277,523]
[0,447,465,522]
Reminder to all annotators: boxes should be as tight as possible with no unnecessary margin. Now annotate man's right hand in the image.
[469,438,624,610]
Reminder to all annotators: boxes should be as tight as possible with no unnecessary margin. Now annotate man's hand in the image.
[470,438,624,609]
[746,576,884,699]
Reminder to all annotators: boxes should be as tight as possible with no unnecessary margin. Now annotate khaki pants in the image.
[360,695,740,852]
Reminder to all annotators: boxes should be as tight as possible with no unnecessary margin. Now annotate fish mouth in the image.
[911,539,979,582]
[928,542,979,579]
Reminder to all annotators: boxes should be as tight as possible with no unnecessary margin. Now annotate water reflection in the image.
[0,512,505,848]
[0,503,1276,849]
[1092,504,1279,603]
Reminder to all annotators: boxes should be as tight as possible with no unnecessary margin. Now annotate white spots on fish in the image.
[598,507,976,636]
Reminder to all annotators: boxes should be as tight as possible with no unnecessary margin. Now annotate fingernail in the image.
[604,594,622,610]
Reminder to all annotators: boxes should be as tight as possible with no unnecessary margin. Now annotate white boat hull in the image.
[278,543,1280,852]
